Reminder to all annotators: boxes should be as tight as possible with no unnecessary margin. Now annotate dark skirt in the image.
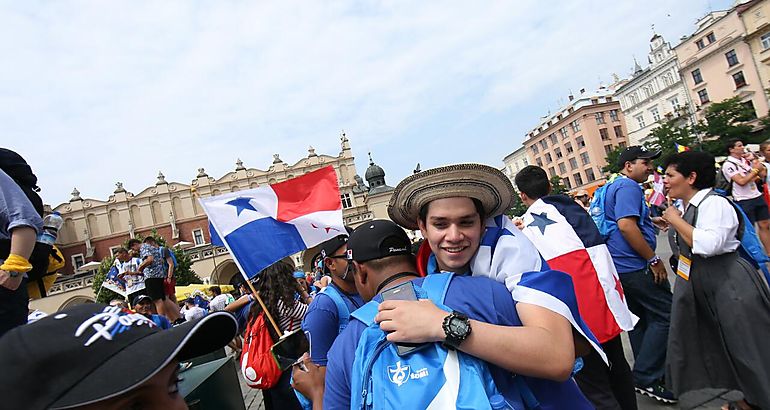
[667,252,770,408]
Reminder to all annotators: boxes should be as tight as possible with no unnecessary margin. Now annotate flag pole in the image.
[248,283,282,336]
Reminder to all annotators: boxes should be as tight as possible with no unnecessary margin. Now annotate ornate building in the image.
[33,135,394,312]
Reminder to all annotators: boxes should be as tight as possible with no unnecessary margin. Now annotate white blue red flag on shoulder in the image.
[520,195,637,344]
[199,166,345,280]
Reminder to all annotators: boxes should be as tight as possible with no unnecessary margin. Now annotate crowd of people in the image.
[1,142,770,409]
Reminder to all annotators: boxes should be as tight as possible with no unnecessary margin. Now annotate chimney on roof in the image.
[568,94,574,101]
[580,88,586,94]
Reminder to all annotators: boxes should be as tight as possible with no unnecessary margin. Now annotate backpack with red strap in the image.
[240,312,282,389]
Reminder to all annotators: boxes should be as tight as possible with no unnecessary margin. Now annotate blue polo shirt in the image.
[301,282,363,366]
[323,275,592,410]
[605,177,657,273]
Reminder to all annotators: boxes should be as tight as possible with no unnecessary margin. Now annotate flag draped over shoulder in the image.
[520,195,638,344]
[648,172,666,207]
[199,166,345,280]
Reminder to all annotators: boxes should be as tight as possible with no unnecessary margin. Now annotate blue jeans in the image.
[619,267,672,387]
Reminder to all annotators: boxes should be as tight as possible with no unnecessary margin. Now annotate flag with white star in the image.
[199,166,345,279]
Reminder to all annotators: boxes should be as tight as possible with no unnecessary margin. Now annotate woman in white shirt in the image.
[662,151,770,410]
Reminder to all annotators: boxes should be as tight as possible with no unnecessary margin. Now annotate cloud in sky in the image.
[1,0,732,206]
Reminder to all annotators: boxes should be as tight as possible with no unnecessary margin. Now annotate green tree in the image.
[642,117,696,168]
[693,96,757,154]
[550,176,567,194]
[506,190,528,217]
[91,230,202,303]
[602,146,625,175]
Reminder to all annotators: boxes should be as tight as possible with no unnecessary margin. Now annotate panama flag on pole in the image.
[199,166,345,280]
[520,195,638,343]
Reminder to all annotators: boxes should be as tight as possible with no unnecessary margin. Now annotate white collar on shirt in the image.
[687,188,713,209]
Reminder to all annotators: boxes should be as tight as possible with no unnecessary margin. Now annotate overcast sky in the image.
[2,0,733,206]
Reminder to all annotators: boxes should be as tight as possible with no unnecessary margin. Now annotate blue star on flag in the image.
[226,197,257,216]
[528,212,556,234]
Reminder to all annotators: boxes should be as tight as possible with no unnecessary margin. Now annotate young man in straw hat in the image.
[383,163,603,397]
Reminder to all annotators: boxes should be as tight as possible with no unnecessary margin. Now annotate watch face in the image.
[449,317,469,335]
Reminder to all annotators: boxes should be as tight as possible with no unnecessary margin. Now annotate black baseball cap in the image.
[347,220,412,263]
[617,146,662,167]
[319,226,354,258]
[0,303,237,410]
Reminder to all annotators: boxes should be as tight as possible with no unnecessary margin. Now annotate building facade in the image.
[739,0,770,90]
[522,89,630,191]
[39,135,394,312]
[674,6,770,123]
[616,34,695,146]
[502,146,529,184]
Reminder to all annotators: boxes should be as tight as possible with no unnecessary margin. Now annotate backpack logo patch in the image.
[387,361,411,386]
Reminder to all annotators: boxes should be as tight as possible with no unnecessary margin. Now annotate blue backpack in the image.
[716,192,770,284]
[589,175,622,239]
[159,246,178,272]
[349,273,524,410]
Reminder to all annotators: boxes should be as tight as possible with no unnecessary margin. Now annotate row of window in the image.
[695,31,716,50]
[634,97,682,130]
[626,72,677,107]
[694,71,747,105]
[532,134,588,158]
[546,167,598,189]
[537,151,593,171]
[531,111,619,154]
[691,48,743,87]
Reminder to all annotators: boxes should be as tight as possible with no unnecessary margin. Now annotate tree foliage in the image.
[550,176,568,194]
[91,229,202,304]
[642,116,696,168]
[602,146,625,175]
[506,190,528,217]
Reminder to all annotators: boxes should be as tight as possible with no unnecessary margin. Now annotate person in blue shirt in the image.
[292,230,364,407]
[604,146,675,404]
[0,151,44,337]
[133,295,172,330]
[316,219,593,409]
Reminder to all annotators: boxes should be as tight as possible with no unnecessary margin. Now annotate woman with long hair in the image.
[247,261,310,410]
[662,151,770,410]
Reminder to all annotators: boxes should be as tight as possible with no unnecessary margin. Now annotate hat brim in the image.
[387,164,514,230]
[51,312,237,409]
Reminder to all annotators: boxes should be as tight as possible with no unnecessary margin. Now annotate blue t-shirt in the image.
[605,177,657,273]
[301,282,363,366]
[323,276,592,410]
[151,314,172,330]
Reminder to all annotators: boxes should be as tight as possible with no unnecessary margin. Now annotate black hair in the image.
[514,165,550,200]
[143,237,156,244]
[247,261,298,338]
[209,285,222,295]
[127,239,141,248]
[417,197,485,223]
[114,247,128,254]
[662,151,716,190]
[725,138,742,154]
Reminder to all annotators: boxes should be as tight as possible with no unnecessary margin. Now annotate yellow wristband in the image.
[0,254,33,273]
[752,168,760,174]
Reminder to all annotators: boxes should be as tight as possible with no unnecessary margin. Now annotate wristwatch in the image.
[647,255,661,267]
[442,311,471,350]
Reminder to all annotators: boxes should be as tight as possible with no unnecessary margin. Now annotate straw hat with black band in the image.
[388,163,515,230]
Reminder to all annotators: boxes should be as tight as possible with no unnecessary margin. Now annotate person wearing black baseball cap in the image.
[605,145,676,403]
[0,303,237,409]
[292,227,363,409]
[310,219,595,409]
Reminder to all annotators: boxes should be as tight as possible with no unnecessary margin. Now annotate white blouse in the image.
[686,189,741,257]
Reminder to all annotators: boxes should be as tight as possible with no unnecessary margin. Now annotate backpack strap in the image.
[420,272,454,305]
[319,285,350,334]
[350,301,379,327]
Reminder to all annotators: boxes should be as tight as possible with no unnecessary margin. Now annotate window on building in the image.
[698,88,710,104]
[549,133,557,144]
[692,69,703,84]
[629,94,639,106]
[670,96,680,111]
[651,107,660,122]
[618,141,627,149]
[109,246,121,257]
[545,153,552,162]
[604,145,613,154]
[594,112,605,125]
[72,254,85,271]
[725,49,739,67]
[548,167,556,177]
[193,229,205,246]
[571,120,581,132]
[536,158,543,167]
[558,163,567,174]
[706,32,716,44]
[531,145,539,154]
[563,177,572,190]
[573,173,584,186]
[742,100,757,120]
[613,125,624,138]
[576,136,585,148]
[565,142,573,154]
[555,148,563,159]
[586,168,596,182]
[635,114,646,129]
[733,71,747,88]
[569,158,578,170]
[341,193,353,209]
[580,152,590,165]
[599,128,609,140]
[762,32,770,50]
[696,38,705,49]
[539,140,547,149]
[609,109,619,122]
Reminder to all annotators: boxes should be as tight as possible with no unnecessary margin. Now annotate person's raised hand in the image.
[291,353,324,402]
[375,299,446,343]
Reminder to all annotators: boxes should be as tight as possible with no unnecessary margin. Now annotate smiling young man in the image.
[384,163,603,401]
